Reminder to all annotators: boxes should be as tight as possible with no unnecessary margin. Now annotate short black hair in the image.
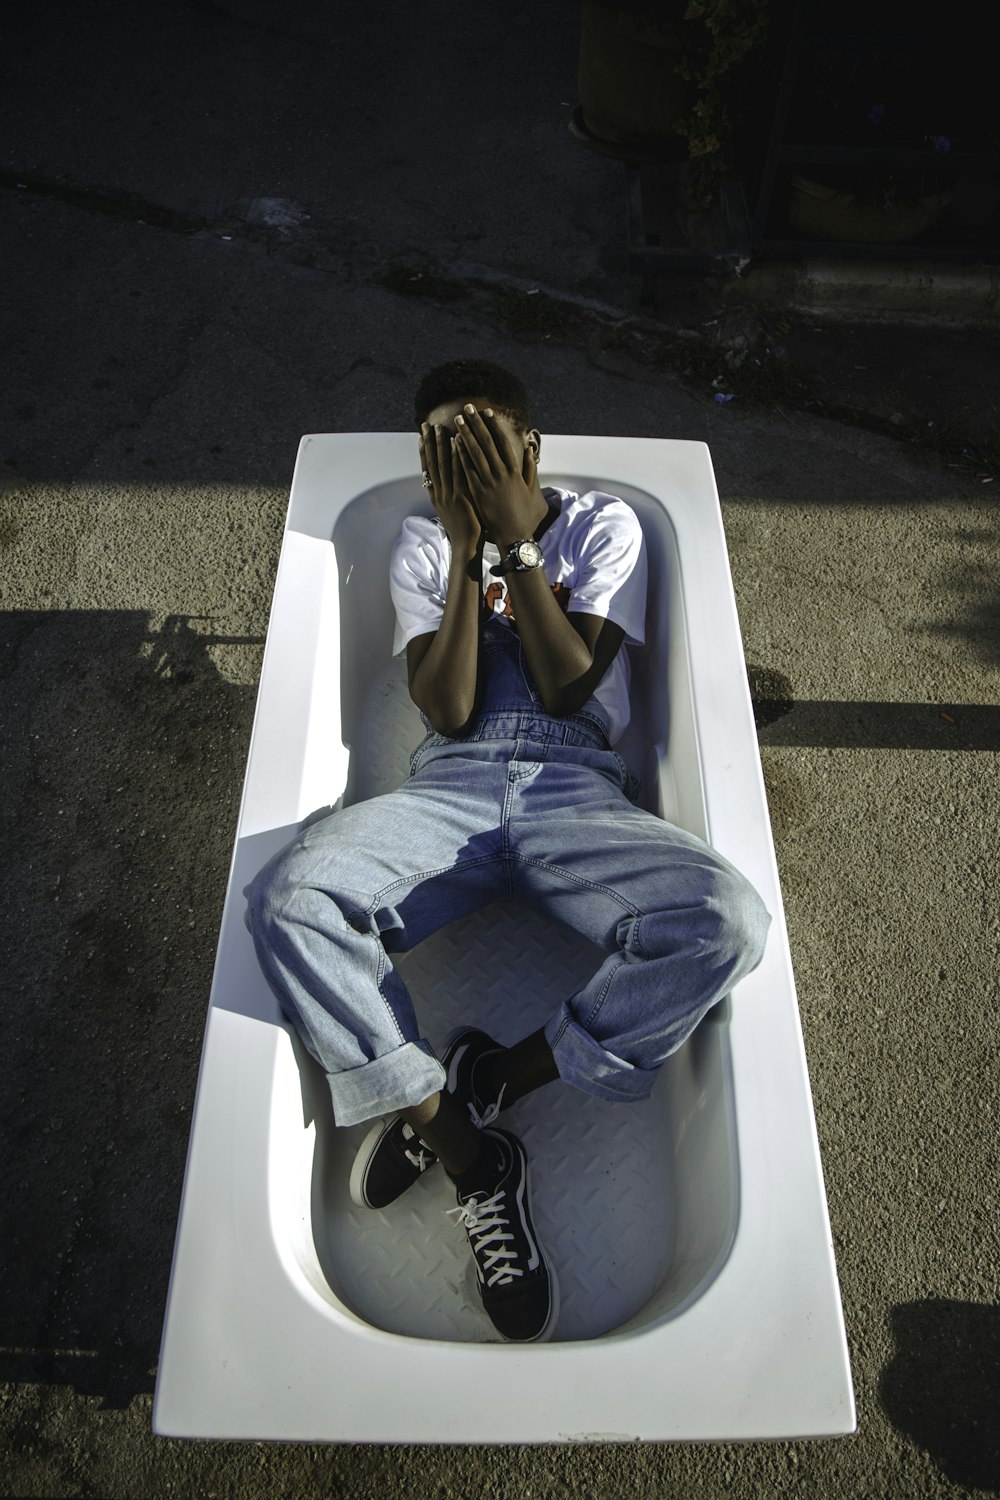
[413,358,533,433]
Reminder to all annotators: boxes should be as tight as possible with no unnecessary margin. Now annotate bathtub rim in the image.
[153,434,855,1443]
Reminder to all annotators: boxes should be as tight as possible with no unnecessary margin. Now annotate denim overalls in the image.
[244,620,770,1127]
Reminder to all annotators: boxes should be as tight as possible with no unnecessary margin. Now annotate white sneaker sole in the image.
[348,1115,408,1209]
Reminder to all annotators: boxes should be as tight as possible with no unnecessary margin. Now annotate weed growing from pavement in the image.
[491,287,589,339]
[600,321,998,479]
[596,322,814,409]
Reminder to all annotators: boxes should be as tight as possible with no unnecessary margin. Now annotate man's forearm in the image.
[503,566,601,716]
[408,543,483,735]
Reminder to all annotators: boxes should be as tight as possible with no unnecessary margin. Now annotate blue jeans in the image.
[244,623,771,1127]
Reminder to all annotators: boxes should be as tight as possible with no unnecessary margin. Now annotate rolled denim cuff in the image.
[325,1040,447,1127]
[544,1007,659,1104]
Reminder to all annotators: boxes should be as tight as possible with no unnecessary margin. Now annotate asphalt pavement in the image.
[2,2,998,1497]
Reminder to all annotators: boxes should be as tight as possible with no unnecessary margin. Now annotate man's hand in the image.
[451,404,626,717]
[419,421,481,552]
[452,405,544,546]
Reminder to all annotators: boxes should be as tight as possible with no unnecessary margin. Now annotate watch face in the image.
[516,540,543,568]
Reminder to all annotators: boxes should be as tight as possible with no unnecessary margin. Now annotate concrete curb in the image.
[408,248,1000,333]
[722,256,1000,324]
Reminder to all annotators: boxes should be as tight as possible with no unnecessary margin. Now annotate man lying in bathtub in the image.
[244,357,770,1344]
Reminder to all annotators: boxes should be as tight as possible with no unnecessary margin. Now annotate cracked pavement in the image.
[2,2,999,1497]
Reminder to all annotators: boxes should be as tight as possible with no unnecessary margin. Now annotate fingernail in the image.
[464,403,475,414]
[455,414,465,426]
[484,408,494,417]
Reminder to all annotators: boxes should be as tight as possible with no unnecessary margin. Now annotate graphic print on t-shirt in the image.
[482,576,572,627]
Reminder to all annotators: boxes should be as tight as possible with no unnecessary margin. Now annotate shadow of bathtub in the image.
[0,609,261,1409]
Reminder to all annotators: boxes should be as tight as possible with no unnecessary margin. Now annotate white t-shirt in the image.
[389,486,647,743]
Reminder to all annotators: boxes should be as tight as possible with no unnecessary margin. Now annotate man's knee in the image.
[707,865,770,970]
[244,842,308,940]
[629,863,769,970]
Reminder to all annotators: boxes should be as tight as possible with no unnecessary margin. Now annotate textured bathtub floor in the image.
[311,900,673,1343]
[309,652,680,1341]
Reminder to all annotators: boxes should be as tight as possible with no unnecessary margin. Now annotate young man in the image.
[244,358,770,1344]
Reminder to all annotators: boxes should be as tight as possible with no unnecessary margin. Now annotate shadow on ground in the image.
[0,610,259,1413]
[879,1298,1000,1493]
[747,662,1000,749]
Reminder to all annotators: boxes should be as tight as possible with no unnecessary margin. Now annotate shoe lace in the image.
[400,1123,434,1171]
[447,1188,522,1287]
[466,1082,507,1130]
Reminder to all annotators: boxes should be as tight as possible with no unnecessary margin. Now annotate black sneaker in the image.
[348,1115,438,1210]
[442,1026,508,1129]
[348,1028,506,1209]
[447,1126,558,1343]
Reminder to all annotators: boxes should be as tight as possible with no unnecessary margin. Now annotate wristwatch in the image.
[489,538,545,577]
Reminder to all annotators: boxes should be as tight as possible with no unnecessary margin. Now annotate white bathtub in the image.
[153,434,855,1442]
